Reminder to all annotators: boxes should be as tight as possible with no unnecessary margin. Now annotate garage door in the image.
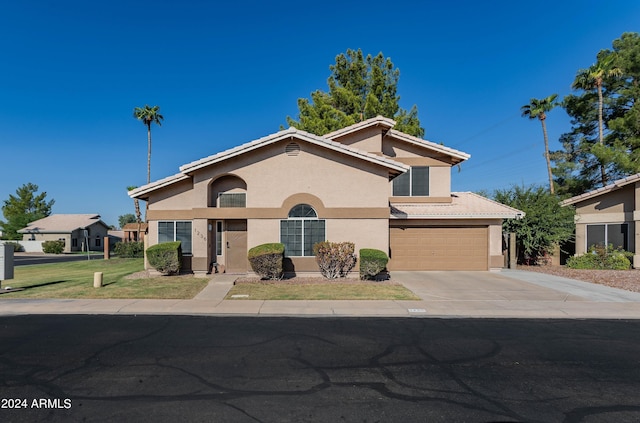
[388,227,488,270]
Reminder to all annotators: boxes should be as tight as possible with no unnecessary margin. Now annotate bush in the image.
[566,244,631,270]
[2,241,23,252]
[359,248,389,280]
[248,243,284,280]
[146,242,182,275]
[42,240,65,254]
[313,241,356,279]
[114,241,144,258]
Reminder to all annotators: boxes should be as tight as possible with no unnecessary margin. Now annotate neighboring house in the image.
[129,116,523,275]
[561,173,640,268]
[122,223,148,242]
[18,214,109,253]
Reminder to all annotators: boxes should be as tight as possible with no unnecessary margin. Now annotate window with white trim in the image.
[158,221,192,254]
[280,204,325,256]
[586,223,628,251]
[215,221,223,256]
[393,166,429,196]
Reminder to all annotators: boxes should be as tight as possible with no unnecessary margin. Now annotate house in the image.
[18,214,109,253]
[561,173,640,268]
[122,222,148,242]
[129,116,523,275]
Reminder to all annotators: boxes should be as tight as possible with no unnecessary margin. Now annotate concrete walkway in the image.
[1,270,639,319]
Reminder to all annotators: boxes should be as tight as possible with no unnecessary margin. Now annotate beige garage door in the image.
[388,227,488,270]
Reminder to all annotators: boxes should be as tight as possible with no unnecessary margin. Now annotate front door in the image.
[226,220,247,273]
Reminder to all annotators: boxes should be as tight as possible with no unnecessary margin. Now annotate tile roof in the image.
[18,214,106,233]
[386,130,470,163]
[561,172,640,206]
[390,192,524,219]
[324,115,396,140]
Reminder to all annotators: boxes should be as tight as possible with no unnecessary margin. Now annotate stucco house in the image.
[561,173,640,268]
[129,116,523,275]
[18,214,109,253]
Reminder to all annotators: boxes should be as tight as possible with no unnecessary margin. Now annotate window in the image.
[219,193,246,207]
[95,236,101,247]
[216,221,222,256]
[158,221,193,254]
[586,223,628,251]
[393,166,429,196]
[280,204,325,256]
[72,238,77,247]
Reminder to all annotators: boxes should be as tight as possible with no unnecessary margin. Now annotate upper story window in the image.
[219,192,246,207]
[393,166,429,196]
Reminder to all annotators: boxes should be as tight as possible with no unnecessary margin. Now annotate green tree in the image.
[493,185,574,264]
[571,53,623,186]
[521,94,559,194]
[133,105,164,184]
[553,32,640,196]
[118,213,136,229]
[287,49,424,137]
[0,183,55,240]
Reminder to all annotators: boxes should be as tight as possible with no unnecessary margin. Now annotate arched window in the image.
[280,204,325,256]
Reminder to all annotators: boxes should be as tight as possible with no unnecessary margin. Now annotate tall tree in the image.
[571,53,623,186]
[553,32,640,196]
[118,214,136,229]
[287,49,424,137]
[0,183,55,240]
[521,94,559,194]
[127,186,142,241]
[133,105,164,184]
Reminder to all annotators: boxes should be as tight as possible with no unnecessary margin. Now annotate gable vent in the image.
[285,142,300,156]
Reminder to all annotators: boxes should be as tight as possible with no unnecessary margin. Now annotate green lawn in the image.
[1,259,208,299]
[226,282,420,300]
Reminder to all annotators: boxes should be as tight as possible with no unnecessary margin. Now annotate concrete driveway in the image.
[391,270,640,318]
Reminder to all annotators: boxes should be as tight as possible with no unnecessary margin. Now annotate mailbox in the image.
[0,243,14,281]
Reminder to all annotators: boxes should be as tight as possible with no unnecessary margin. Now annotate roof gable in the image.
[385,130,470,164]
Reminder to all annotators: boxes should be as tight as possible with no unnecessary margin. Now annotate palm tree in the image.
[521,94,559,194]
[127,186,142,241]
[572,55,623,185]
[133,105,164,184]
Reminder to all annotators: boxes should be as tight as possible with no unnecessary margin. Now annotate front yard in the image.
[1,259,208,299]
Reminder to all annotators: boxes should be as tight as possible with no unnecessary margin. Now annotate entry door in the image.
[226,220,247,273]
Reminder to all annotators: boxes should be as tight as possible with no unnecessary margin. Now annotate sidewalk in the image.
[1,271,639,319]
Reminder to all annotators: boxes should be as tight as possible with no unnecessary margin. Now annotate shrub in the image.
[313,241,356,279]
[248,243,284,280]
[146,241,182,275]
[2,241,23,252]
[114,241,144,258]
[42,240,65,254]
[566,244,631,270]
[359,248,389,280]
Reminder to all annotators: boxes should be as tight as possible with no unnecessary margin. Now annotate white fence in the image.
[17,241,44,253]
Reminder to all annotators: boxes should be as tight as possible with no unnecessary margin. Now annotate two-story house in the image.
[129,116,523,275]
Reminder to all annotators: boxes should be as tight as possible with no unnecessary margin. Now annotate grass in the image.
[1,258,208,299]
[226,281,420,300]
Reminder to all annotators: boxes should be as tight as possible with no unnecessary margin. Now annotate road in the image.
[12,253,104,266]
[1,316,639,422]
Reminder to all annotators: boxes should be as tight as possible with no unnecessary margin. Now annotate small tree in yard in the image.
[313,241,357,279]
[493,185,575,265]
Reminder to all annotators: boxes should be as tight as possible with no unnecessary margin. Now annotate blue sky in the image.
[1,1,639,228]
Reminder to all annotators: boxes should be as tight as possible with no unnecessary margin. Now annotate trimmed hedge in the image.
[359,248,389,280]
[42,240,65,254]
[114,241,144,258]
[146,241,182,275]
[313,241,356,279]
[567,245,631,270]
[248,243,284,280]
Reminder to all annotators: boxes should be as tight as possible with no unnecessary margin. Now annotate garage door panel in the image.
[388,227,488,271]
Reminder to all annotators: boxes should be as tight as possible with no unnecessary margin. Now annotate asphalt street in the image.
[1,315,640,422]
